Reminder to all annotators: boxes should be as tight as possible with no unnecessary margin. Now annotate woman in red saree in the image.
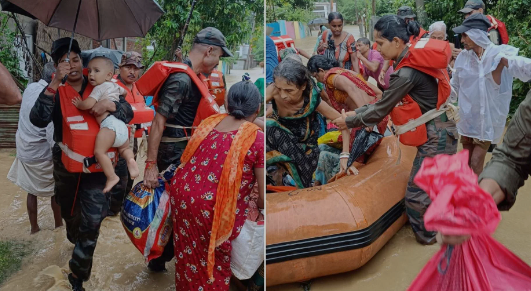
[307,55,389,184]
[169,81,264,290]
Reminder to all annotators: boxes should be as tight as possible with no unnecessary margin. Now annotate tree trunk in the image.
[415,0,428,27]
[372,0,376,16]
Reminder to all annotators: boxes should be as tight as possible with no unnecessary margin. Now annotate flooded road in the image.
[0,68,261,290]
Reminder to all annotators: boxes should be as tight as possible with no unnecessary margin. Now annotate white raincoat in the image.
[451,29,531,144]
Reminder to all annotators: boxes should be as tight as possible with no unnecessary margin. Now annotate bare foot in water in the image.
[127,158,139,179]
[103,174,120,193]
[30,226,40,234]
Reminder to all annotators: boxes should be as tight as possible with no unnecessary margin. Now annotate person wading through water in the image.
[333,15,458,245]
[30,37,133,291]
[142,27,232,272]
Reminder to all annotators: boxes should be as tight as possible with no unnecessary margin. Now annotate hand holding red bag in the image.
[408,150,531,291]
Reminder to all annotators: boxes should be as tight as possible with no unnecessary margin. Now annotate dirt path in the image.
[0,68,260,290]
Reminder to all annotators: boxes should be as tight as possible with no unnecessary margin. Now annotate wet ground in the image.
[268,25,531,290]
[0,68,261,291]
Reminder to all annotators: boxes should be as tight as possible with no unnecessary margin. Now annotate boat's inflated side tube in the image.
[265,137,418,286]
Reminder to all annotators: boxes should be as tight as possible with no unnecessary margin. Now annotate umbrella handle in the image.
[61,58,70,84]
[62,0,82,84]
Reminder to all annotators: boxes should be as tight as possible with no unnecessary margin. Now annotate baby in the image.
[72,56,139,193]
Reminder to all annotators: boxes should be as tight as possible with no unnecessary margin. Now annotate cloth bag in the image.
[408,150,531,291]
[231,184,264,280]
[230,215,264,280]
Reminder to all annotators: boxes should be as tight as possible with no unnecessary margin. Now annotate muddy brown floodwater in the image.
[269,29,531,290]
[0,69,263,291]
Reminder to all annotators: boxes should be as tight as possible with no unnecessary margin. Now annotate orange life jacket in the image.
[271,35,297,62]
[486,15,509,45]
[112,76,154,138]
[58,82,119,173]
[135,61,220,131]
[390,38,452,147]
[207,70,226,107]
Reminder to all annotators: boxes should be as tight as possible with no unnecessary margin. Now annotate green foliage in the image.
[252,26,265,62]
[0,15,26,89]
[0,240,31,285]
[143,0,263,67]
[266,0,315,23]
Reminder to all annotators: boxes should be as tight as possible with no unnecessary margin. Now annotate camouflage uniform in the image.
[480,89,531,211]
[345,47,458,244]
[405,114,458,244]
[30,77,133,281]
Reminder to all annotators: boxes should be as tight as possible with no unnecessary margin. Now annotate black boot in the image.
[68,273,85,291]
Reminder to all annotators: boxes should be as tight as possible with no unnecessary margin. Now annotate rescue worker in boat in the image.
[29,37,133,291]
[442,89,531,245]
[333,15,458,245]
[142,27,232,272]
[108,52,146,215]
[0,61,22,104]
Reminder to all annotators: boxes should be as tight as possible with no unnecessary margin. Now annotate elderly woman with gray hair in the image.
[7,62,63,234]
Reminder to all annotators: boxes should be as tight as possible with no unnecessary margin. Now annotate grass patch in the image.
[0,240,31,285]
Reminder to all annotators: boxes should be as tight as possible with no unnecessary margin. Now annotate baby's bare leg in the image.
[95,128,120,193]
[118,142,139,179]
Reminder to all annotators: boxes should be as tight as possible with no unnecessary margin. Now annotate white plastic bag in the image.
[230,217,264,280]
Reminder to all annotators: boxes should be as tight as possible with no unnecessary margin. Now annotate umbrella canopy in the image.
[3,0,164,41]
[80,46,123,69]
[0,0,36,19]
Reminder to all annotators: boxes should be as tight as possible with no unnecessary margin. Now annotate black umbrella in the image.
[81,46,123,69]
[346,129,383,168]
[0,0,35,19]
[4,0,164,41]
[4,0,164,82]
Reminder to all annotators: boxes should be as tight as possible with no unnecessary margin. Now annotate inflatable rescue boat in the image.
[265,136,417,286]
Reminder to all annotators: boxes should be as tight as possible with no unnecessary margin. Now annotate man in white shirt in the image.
[451,14,531,175]
[7,62,62,233]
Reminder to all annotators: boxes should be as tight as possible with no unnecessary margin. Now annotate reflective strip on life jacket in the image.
[208,70,226,107]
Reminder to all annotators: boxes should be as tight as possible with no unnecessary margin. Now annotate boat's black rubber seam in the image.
[266,200,405,264]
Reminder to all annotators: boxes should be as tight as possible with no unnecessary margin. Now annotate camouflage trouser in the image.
[405,114,458,244]
[52,144,110,281]
[149,141,185,265]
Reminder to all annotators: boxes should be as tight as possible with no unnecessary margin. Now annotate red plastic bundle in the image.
[408,150,531,291]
